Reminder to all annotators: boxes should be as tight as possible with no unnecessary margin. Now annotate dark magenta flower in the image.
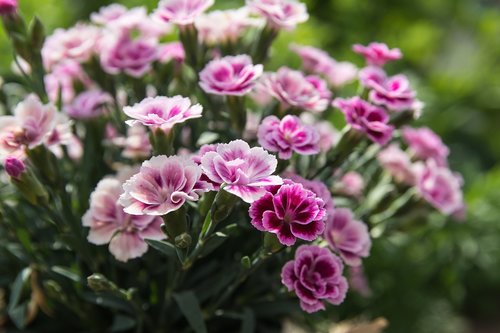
[281,245,348,313]
[249,182,326,246]
[4,156,25,179]
[402,126,449,166]
[0,0,17,15]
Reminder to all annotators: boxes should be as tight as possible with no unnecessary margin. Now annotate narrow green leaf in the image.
[111,314,137,332]
[241,308,255,333]
[82,292,134,314]
[145,239,176,257]
[51,266,81,282]
[8,267,31,311]
[173,291,207,333]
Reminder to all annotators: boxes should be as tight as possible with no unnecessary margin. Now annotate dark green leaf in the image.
[82,292,135,314]
[173,291,207,333]
[145,239,177,257]
[51,266,81,282]
[241,308,255,333]
[111,314,137,332]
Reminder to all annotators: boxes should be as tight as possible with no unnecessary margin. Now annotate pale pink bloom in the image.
[402,127,449,166]
[45,61,93,104]
[200,140,283,203]
[258,115,320,159]
[247,0,309,31]
[359,66,416,112]
[199,55,263,96]
[299,113,339,153]
[348,266,372,297]
[42,24,100,70]
[325,61,358,88]
[45,113,83,160]
[0,94,56,159]
[377,144,416,185]
[158,42,185,64]
[196,8,263,45]
[324,208,371,267]
[103,6,170,39]
[338,172,364,198]
[91,4,128,24]
[4,156,25,178]
[124,96,202,131]
[333,97,393,145]
[258,67,331,113]
[281,245,348,313]
[65,90,113,119]
[243,111,261,141]
[113,124,152,160]
[154,0,214,26]
[83,177,165,262]
[353,42,402,67]
[120,155,213,216]
[0,0,17,15]
[100,34,158,78]
[415,160,464,216]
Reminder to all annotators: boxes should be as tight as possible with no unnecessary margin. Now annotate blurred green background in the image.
[1,0,500,332]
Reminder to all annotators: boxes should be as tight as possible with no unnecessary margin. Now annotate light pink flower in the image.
[377,144,416,185]
[195,8,262,45]
[257,115,319,160]
[415,160,464,216]
[65,90,113,119]
[353,42,402,67]
[258,67,331,113]
[103,6,170,39]
[124,96,202,131]
[359,66,416,112]
[325,61,358,88]
[348,266,372,297]
[247,0,309,31]
[0,0,17,15]
[317,121,339,152]
[113,124,152,160]
[0,94,56,159]
[100,34,158,78]
[154,0,214,26]
[324,208,371,267]
[333,97,393,145]
[44,61,93,105]
[281,245,348,313]
[200,140,283,203]
[338,172,364,198]
[249,181,326,246]
[45,113,82,160]
[42,24,100,70]
[158,42,185,64]
[4,156,25,178]
[402,127,449,166]
[91,4,128,24]
[83,177,165,262]
[120,155,212,216]
[199,55,263,96]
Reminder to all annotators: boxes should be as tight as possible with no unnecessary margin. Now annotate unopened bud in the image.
[175,233,192,249]
[4,156,25,179]
[0,0,18,16]
[87,273,116,292]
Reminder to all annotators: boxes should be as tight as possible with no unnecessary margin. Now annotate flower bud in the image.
[0,0,17,16]
[87,273,117,292]
[4,156,26,179]
[174,233,192,249]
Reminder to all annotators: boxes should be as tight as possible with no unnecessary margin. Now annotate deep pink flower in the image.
[154,0,214,25]
[45,61,93,104]
[338,172,364,198]
[4,156,25,178]
[324,208,371,267]
[0,0,17,15]
[402,127,449,166]
[83,177,165,262]
[353,42,402,67]
[333,97,393,145]
[281,245,348,313]
[359,66,416,112]
[257,115,319,160]
[199,55,263,96]
[42,24,100,70]
[377,144,416,185]
[415,160,464,216]
[100,34,158,78]
[124,96,202,131]
[249,182,325,246]
[247,0,308,30]
[65,90,113,119]
[259,67,331,113]
[283,172,335,213]
[120,155,212,216]
[200,140,282,203]
[158,42,186,64]
[91,4,128,24]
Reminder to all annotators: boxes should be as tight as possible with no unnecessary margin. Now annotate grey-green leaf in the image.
[145,239,177,257]
[173,291,207,333]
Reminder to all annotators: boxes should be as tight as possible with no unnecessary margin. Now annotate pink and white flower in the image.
[91,4,128,25]
[281,245,348,313]
[44,61,93,105]
[113,124,152,160]
[45,113,82,160]
[258,67,331,113]
[120,155,212,216]
[377,144,416,185]
[359,66,416,112]
[333,97,393,145]
[402,127,449,166]
[65,90,113,119]
[42,24,100,70]
[200,140,283,203]
[247,0,309,31]
[83,177,165,262]
[199,55,263,96]
[257,115,320,160]
[154,0,214,26]
[353,42,402,67]
[338,172,365,198]
[158,42,186,64]
[249,181,326,246]
[124,96,202,131]
[324,208,371,267]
